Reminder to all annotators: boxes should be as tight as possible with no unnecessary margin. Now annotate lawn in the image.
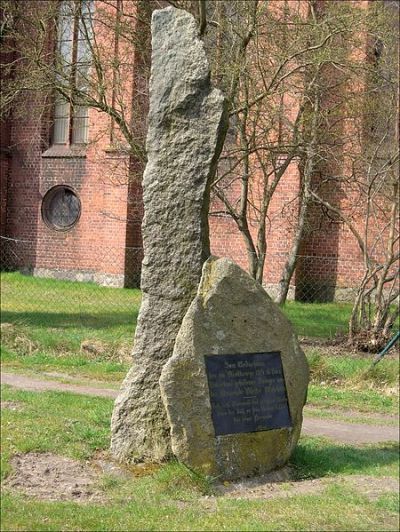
[1,271,398,409]
[1,385,399,531]
[1,272,140,347]
[1,271,353,380]
[284,300,353,338]
[1,272,139,380]
[1,272,399,530]
[1,272,352,343]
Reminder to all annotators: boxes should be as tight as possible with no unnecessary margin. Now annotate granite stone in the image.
[160,257,309,479]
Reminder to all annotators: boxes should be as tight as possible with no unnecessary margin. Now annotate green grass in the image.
[0,272,354,380]
[283,300,353,338]
[1,272,140,348]
[1,272,137,380]
[2,488,399,531]
[303,405,398,427]
[2,272,353,344]
[1,386,399,532]
[1,386,113,478]
[2,271,399,407]
[307,351,399,388]
[1,273,399,530]
[303,350,399,418]
[307,384,398,416]
[291,436,398,479]
[299,349,399,423]
[307,350,399,423]
[0,343,129,382]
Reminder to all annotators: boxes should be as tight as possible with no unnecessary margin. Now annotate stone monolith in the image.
[160,257,309,479]
[111,7,227,462]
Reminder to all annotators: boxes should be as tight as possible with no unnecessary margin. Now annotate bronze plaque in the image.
[205,352,292,436]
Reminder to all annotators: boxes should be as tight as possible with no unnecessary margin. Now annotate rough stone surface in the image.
[160,257,309,480]
[110,7,227,462]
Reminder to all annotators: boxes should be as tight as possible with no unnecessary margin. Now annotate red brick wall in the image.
[4,91,45,272]
[0,118,10,242]
[0,3,11,242]
[2,0,397,301]
[210,160,302,288]
[2,0,145,287]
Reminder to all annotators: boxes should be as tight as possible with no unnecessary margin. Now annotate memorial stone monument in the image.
[160,257,309,479]
[111,6,309,477]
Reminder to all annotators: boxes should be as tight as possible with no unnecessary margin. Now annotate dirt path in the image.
[1,372,117,399]
[301,417,398,444]
[1,371,399,444]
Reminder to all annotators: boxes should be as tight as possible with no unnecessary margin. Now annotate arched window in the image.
[52,0,94,145]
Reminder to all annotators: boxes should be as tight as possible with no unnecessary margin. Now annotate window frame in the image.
[51,0,94,146]
[41,185,82,232]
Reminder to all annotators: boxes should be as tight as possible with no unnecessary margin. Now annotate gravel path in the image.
[1,371,398,444]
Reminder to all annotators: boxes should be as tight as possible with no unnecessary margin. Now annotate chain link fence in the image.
[294,254,359,304]
[1,236,357,341]
[0,236,143,287]
[1,237,143,351]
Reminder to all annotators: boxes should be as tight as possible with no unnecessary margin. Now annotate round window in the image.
[42,186,81,231]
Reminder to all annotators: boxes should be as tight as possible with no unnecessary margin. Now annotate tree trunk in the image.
[276,92,319,305]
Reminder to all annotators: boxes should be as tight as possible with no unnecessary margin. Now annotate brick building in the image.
[1,0,398,300]
[1,0,146,287]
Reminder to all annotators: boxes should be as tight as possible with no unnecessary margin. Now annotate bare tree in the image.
[306,0,400,348]
[1,0,154,164]
[310,74,399,349]
[193,1,399,338]
[196,1,367,292]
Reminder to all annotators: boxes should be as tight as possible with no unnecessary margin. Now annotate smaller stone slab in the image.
[159,257,309,480]
[205,352,292,436]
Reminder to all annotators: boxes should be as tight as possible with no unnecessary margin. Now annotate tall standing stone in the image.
[110,7,227,463]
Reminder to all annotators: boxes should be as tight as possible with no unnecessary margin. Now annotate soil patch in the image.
[3,453,106,503]
[2,452,398,506]
[216,469,399,501]
[1,400,22,411]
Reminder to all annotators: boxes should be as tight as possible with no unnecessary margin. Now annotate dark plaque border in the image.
[204,351,292,436]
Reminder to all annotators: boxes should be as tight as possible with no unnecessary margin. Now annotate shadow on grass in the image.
[291,439,399,479]
[1,310,138,330]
